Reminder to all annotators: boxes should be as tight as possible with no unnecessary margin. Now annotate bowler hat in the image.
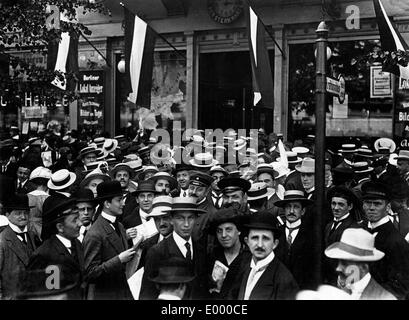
[96,181,124,201]
[149,257,196,284]
[243,210,281,233]
[275,190,313,208]
[3,194,32,211]
[131,180,158,196]
[163,197,206,215]
[218,176,251,194]
[325,228,384,262]
[43,198,78,225]
[73,188,97,204]
[361,181,390,200]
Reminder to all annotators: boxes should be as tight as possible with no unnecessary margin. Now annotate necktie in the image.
[287,227,299,247]
[16,232,27,245]
[70,241,78,262]
[330,220,341,234]
[112,220,121,237]
[185,242,192,260]
[18,181,22,190]
[389,214,399,230]
[183,190,187,197]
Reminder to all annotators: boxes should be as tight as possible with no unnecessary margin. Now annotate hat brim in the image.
[295,165,315,173]
[110,166,136,179]
[164,208,207,215]
[47,172,76,191]
[275,198,313,208]
[80,149,98,158]
[374,138,396,153]
[149,274,196,284]
[354,168,374,174]
[189,159,218,168]
[147,206,172,217]
[103,140,119,157]
[325,245,384,262]
[95,191,124,201]
[247,188,275,201]
[256,168,279,179]
[80,173,111,188]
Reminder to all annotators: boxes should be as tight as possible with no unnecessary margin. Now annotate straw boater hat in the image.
[79,146,98,158]
[247,182,275,201]
[374,138,396,154]
[292,146,310,157]
[47,169,76,191]
[189,152,218,168]
[295,157,315,173]
[93,137,105,149]
[102,139,118,158]
[296,285,352,300]
[147,195,173,218]
[275,190,313,208]
[110,163,135,179]
[338,144,357,154]
[163,197,206,215]
[355,146,374,159]
[122,155,143,173]
[394,149,409,161]
[352,161,373,174]
[256,164,279,179]
[29,167,52,181]
[149,172,178,190]
[284,151,302,164]
[325,228,385,262]
[137,165,159,180]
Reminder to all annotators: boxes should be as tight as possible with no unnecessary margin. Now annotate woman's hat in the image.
[189,153,218,168]
[110,163,135,179]
[295,157,315,173]
[131,180,158,196]
[47,169,76,191]
[149,172,178,190]
[96,181,124,201]
[163,197,206,214]
[247,182,275,201]
[275,190,313,208]
[209,207,243,234]
[149,257,196,284]
[102,139,118,157]
[147,195,173,217]
[374,138,396,154]
[325,228,384,262]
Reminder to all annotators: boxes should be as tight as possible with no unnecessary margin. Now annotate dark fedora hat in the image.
[327,185,359,204]
[131,180,158,196]
[243,210,282,233]
[362,181,390,200]
[72,188,97,204]
[275,190,313,208]
[209,207,242,234]
[172,163,193,174]
[96,181,124,201]
[218,176,251,194]
[149,257,196,284]
[43,198,78,224]
[3,194,32,211]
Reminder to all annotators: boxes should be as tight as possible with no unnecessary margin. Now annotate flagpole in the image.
[120,2,186,61]
[78,31,111,67]
[245,0,286,59]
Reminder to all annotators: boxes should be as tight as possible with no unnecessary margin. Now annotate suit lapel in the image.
[100,217,126,254]
[238,263,251,300]
[167,235,186,259]
[5,227,30,265]
[50,236,80,270]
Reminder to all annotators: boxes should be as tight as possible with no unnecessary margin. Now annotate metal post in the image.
[242,88,246,128]
[314,21,328,287]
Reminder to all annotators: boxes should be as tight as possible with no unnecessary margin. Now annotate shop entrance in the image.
[198,51,274,132]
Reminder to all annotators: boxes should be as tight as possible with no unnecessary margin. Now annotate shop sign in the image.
[326,75,345,103]
[370,66,393,98]
[399,77,409,90]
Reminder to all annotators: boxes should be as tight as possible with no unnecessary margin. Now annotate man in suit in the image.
[27,198,84,299]
[171,164,192,198]
[256,164,283,214]
[218,176,251,215]
[15,162,32,194]
[110,163,137,220]
[274,190,315,290]
[390,182,409,241]
[325,228,396,300]
[208,165,228,209]
[73,188,97,243]
[362,181,409,300]
[140,197,209,300]
[283,152,303,191]
[0,194,38,299]
[83,181,137,300]
[228,211,299,300]
[395,149,409,187]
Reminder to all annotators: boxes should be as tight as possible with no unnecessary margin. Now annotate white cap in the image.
[29,167,52,180]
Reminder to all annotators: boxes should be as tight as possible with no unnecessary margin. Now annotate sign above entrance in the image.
[207,0,243,24]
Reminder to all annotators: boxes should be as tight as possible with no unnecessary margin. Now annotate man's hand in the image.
[126,227,138,239]
[118,248,136,263]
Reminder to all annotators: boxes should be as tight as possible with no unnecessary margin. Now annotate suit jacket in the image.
[122,206,143,229]
[0,226,37,299]
[262,193,284,219]
[140,234,209,300]
[138,233,160,270]
[83,215,132,300]
[27,235,84,299]
[228,255,299,300]
[275,220,315,290]
[396,207,409,240]
[192,198,218,255]
[27,191,49,239]
[360,277,396,300]
[370,221,409,300]
[121,192,138,223]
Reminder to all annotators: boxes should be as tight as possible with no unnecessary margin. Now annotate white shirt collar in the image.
[334,212,350,222]
[56,191,71,197]
[157,293,181,300]
[306,187,315,194]
[369,216,390,230]
[349,273,371,299]
[173,231,193,259]
[286,219,301,229]
[101,211,116,223]
[56,234,72,249]
[139,208,150,222]
[250,249,275,272]
[8,222,27,233]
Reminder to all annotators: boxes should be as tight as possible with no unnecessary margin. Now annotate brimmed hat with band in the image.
[243,210,281,233]
[325,228,384,262]
[256,164,279,179]
[247,182,275,201]
[353,162,374,174]
[3,194,33,211]
[295,157,315,173]
[131,180,158,196]
[47,169,76,191]
[282,151,302,164]
[275,190,313,208]
[189,153,218,168]
[338,144,357,153]
[163,197,206,215]
[209,207,242,234]
[79,146,98,158]
[147,196,173,218]
[394,149,409,161]
[102,139,118,157]
[149,257,196,284]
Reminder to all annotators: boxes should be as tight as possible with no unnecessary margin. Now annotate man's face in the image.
[216,222,241,249]
[137,192,154,212]
[257,173,274,188]
[153,215,173,237]
[115,170,130,189]
[335,259,365,291]
[176,171,190,190]
[301,173,315,190]
[284,201,305,223]
[76,201,95,227]
[82,153,97,166]
[211,172,225,191]
[397,159,409,176]
[7,209,29,228]
[188,183,208,202]
[58,213,82,240]
[86,178,104,197]
[171,211,197,240]
[246,229,278,262]
[105,196,125,216]
[363,198,389,223]
[331,197,352,220]
[17,167,30,182]
[155,179,170,194]
[222,190,246,207]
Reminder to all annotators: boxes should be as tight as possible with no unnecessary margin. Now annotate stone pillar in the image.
[184,31,198,129]
[273,26,285,135]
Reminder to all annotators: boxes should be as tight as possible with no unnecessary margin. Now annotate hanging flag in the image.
[373,0,409,80]
[246,5,274,108]
[123,6,156,106]
[277,139,288,169]
[47,11,78,91]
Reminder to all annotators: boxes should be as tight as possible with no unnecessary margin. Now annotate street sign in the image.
[326,75,345,103]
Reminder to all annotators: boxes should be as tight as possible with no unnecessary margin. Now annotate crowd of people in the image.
[0,126,409,300]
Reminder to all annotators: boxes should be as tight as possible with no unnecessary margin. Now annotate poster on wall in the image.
[370,66,393,98]
[394,77,409,148]
[78,70,104,134]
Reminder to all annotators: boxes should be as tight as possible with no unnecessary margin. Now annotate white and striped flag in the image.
[373,0,409,80]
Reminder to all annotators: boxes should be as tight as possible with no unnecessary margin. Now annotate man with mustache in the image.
[228,211,299,300]
[218,176,251,215]
[171,164,192,198]
[111,163,137,221]
[274,190,315,290]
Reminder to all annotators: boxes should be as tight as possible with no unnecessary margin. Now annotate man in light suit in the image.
[0,194,37,299]
[325,228,396,300]
[228,211,299,300]
[140,197,209,300]
[83,181,136,300]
